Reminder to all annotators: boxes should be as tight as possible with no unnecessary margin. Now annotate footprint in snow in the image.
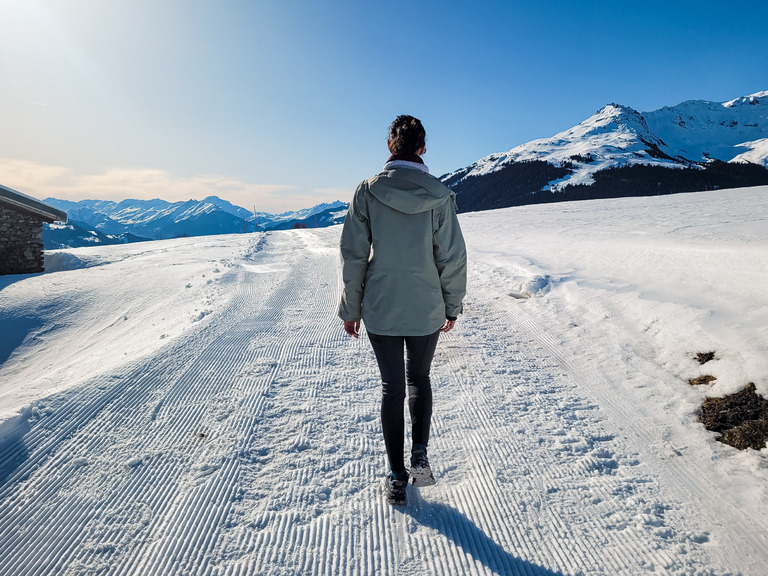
[125,455,149,468]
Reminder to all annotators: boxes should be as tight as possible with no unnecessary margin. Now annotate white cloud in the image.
[0,158,348,213]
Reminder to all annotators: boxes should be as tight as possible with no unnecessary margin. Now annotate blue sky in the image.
[1,0,766,212]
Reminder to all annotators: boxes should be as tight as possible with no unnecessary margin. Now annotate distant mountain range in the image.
[43,196,348,249]
[442,90,768,211]
[41,90,768,248]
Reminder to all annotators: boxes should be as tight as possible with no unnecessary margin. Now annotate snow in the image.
[732,138,768,167]
[644,93,768,163]
[444,103,686,192]
[270,200,349,223]
[444,90,768,194]
[1,186,768,575]
[1,236,256,417]
[46,197,349,241]
[723,91,768,108]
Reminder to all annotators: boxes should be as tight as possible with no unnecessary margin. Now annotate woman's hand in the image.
[440,319,455,333]
[343,320,361,338]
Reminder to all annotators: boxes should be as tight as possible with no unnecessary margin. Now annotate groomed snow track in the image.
[0,227,761,575]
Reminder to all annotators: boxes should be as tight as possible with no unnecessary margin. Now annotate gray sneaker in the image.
[410,450,436,487]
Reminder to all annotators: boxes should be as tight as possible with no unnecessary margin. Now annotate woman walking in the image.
[338,115,467,505]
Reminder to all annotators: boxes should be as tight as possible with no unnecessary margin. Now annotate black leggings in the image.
[368,330,441,474]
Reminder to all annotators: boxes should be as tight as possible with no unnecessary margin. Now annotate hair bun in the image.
[388,115,426,155]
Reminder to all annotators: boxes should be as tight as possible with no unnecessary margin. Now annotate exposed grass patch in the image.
[721,420,768,451]
[700,383,768,450]
[690,375,716,386]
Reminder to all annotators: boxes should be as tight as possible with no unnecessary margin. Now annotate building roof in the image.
[0,184,67,223]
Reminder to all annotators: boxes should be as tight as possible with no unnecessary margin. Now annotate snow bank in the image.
[0,233,264,419]
[463,185,768,397]
[43,251,96,272]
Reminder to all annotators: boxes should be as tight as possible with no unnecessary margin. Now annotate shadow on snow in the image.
[406,496,567,576]
[0,413,31,489]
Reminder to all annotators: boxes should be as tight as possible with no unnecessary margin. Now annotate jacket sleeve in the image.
[338,183,372,321]
[433,195,467,318]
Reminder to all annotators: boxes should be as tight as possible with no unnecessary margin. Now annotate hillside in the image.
[1,187,767,575]
[444,91,768,212]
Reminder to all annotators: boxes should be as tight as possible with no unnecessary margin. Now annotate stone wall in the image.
[0,204,46,275]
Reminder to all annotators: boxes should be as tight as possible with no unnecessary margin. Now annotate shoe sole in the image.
[410,466,436,487]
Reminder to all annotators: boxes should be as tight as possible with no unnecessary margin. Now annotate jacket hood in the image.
[367,168,454,215]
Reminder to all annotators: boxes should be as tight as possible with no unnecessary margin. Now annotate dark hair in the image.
[388,115,426,155]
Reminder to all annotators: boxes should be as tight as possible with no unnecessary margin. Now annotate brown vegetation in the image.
[700,383,768,450]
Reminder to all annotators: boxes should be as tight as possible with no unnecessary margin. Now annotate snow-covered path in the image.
[2,188,768,575]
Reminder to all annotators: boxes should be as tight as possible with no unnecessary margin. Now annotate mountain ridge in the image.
[42,197,348,248]
[442,90,768,211]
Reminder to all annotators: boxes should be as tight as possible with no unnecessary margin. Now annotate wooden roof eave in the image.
[0,185,68,223]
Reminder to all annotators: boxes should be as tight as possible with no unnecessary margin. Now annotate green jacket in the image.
[338,167,467,336]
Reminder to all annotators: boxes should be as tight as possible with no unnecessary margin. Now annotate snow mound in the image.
[43,251,96,273]
[509,274,552,299]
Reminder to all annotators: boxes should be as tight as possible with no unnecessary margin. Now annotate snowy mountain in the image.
[42,196,349,248]
[45,197,261,241]
[443,90,768,211]
[264,201,349,230]
[42,221,150,250]
[269,201,348,224]
[645,92,768,165]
